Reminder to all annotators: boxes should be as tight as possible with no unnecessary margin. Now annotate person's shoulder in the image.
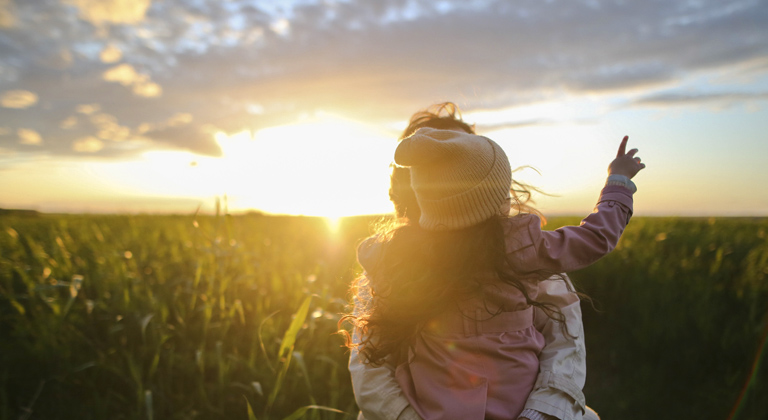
[357,235,384,272]
[501,213,542,252]
[502,213,542,231]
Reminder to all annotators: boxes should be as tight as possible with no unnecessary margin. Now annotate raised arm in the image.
[507,136,645,273]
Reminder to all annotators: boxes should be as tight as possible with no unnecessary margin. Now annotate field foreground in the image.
[1,214,766,419]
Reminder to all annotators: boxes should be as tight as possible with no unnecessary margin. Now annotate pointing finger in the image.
[617,136,628,157]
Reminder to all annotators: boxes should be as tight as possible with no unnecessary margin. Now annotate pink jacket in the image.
[354,185,633,420]
[350,277,589,420]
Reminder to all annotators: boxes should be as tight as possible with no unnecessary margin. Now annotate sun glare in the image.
[13,112,620,216]
[223,114,396,217]
[324,216,343,232]
[38,113,612,216]
[96,114,397,217]
[487,123,611,213]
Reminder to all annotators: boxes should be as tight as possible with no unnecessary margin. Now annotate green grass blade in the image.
[291,351,316,405]
[265,296,312,416]
[277,296,312,363]
[282,405,345,420]
[245,395,258,420]
[265,351,293,414]
[258,311,280,374]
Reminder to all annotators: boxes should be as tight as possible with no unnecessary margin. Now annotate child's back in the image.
[358,223,542,418]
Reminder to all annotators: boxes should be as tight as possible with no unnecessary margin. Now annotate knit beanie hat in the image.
[394,127,512,231]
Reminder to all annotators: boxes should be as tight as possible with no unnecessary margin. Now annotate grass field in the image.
[1,213,766,419]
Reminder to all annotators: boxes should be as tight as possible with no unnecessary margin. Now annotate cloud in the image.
[72,136,105,152]
[17,128,42,145]
[629,92,768,109]
[0,0,15,28]
[76,104,101,115]
[132,81,162,97]
[60,116,78,129]
[1,90,38,109]
[270,18,291,36]
[143,124,222,156]
[102,64,139,85]
[100,44,123,63]
[0,0,767,160]
[90,112,131,141]
[167,112,193,126]
[151,0,766,125]
[65,0,152,25]
[632,90,768,109]
[476,119,561,132]
[102,64,162,97]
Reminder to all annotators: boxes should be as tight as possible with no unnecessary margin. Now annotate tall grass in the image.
[0,212,366,419]
[0,214,766,419]
[560,217,768,420]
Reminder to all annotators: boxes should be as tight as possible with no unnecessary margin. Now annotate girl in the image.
[345,117,643,419]
[349,104,595,420]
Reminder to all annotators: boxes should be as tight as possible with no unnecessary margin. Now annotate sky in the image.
[0,0,767,217]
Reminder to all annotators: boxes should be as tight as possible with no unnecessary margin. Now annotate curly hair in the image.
[342,216,570,366]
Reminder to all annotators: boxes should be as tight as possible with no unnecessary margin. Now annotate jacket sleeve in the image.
[348,282,423,420]
[521,276,586,420]
[507,185,633,274]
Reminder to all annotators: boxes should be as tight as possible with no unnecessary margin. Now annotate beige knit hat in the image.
[394,127,512,231]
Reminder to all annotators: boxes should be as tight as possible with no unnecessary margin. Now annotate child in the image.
[346,124,643,419]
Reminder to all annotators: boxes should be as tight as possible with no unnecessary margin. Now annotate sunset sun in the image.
[207,114,397,217]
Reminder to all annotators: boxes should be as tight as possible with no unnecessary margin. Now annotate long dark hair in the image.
[343,216,569,366]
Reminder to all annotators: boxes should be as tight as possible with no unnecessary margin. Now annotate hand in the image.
[608,135,646,179]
